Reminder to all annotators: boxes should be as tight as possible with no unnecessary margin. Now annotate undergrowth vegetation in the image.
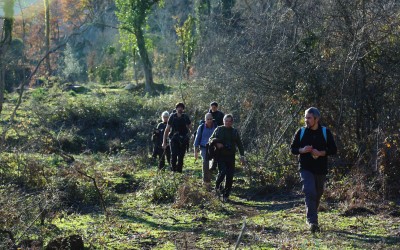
[0,82,399,249]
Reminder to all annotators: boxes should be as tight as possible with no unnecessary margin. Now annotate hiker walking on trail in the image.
[152,111,171,170]
[208,101,225,126]
[194,113,217,190]
[209,114,245,202]
[290,107,337,233]
[162,103,191,173]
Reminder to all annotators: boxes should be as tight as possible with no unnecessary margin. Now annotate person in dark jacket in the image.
[290,107,337,233]
[208,101,225,126]
[209,114,245,202]
[152,111,171,170]
[162,102,191,173]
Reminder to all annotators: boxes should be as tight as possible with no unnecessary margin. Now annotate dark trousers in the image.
[154,146,171,170]
[151,143,158,158]
[170,139,186,173]
[216,156,235,197]
[300,169,326,225]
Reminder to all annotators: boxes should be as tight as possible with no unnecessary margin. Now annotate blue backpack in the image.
[300,126,327,142]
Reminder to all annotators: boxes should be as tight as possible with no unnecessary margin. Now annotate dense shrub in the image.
[0,185,61,249]
[56,161,118,212]
[91,47,127,84]
[24,87,158,153]
[379,134,400,200]
[0,153,63,189]
[173,177,221,210]
[141,171,182,204]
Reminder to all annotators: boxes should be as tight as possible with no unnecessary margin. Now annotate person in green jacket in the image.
[209,114,245,202]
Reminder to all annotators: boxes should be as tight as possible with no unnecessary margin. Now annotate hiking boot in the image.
[222,195,229,203]
[310,223,320,233]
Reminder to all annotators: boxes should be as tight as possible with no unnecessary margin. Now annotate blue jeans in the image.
[200,147,212,184]
[300,169,326,225]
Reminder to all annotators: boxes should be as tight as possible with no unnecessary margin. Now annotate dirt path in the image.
[167,193,304,249]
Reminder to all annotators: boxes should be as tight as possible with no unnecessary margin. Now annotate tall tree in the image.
[0,0,15,114]
[115,0,162,93]
[175,15,197,79]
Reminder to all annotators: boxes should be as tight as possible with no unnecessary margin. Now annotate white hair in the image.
[161,111,169,118]
[205,113,213,119]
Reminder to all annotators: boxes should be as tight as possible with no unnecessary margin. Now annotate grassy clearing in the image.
[43,154,400,249]
[1,84,399,249]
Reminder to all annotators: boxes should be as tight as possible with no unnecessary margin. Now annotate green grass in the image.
[40,155,400,249]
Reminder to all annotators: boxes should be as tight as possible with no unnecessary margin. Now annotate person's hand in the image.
[301,145,313,154]
[162,142,167,149]
[311,149,325,159]
[194,150,199,160]
[311,149,321,156]
[216,143,224,149]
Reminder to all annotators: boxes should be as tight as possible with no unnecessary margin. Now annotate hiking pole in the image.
[234,217,247,250]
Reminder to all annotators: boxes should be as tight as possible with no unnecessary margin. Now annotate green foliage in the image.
[57,128,85,154]
[0,185,48,249]
[57,175,114,209]
[0,152,62,189]
[62,43,84,83]
[175,15,197,78]
[174,176,221,210]
[115,0,164,30]
[31,87,48,102]
[141,171,182,203]
[379,134,400,200]
[28,87,152,153]
[92,49,128,84]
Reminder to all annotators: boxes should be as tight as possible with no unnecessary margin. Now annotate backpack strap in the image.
[300,127,306,141]
[300,126,327,142]
[199,123,205,140]
[322,126,327,142]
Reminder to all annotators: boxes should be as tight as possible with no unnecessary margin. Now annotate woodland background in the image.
[0,0,399,249]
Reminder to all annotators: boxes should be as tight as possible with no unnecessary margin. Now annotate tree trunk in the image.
[0,0,15,115]
[133,48,139,85]
[44,0,51,76]
[0,61,5,114]
[135,27,154,93]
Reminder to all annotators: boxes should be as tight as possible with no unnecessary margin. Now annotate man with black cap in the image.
[162,102,191,173]
[209,101,225,126]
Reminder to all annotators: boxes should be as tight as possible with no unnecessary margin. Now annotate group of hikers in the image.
[151,101,244,202]
[152,103,337,233]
